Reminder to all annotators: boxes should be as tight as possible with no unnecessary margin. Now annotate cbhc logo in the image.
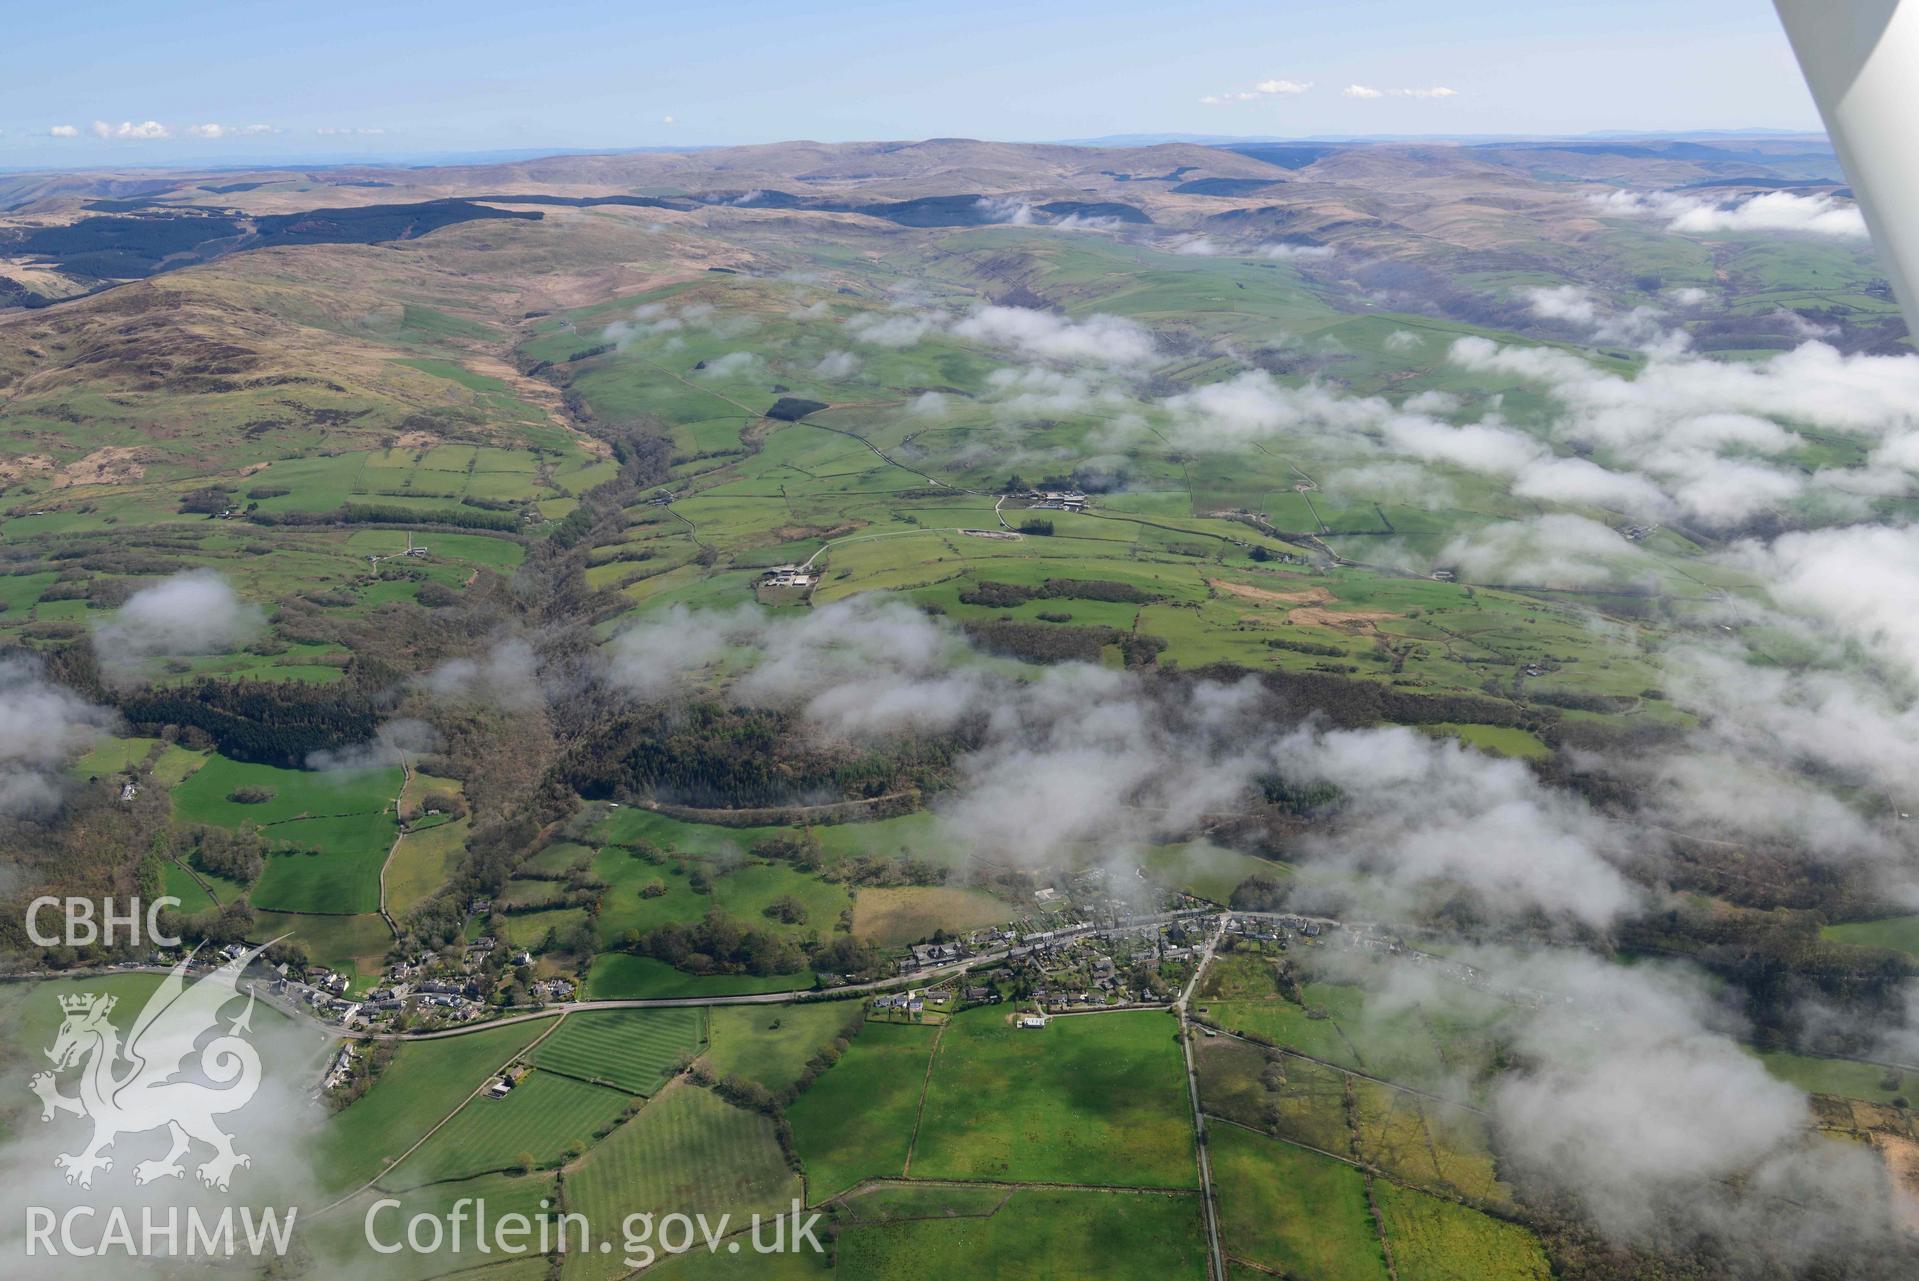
[26,898,183,948]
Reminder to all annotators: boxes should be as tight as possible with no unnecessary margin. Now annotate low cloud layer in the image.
[1595,188,1869,240]
[602,598,1637,926]
[0,657,117,818]
[94,571,265,671]
[950,305,1159,369]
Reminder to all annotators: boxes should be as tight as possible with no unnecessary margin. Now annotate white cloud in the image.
[0,658,117,819]
[94,570,265,670]
[1273,725,1638,926]
[984,365,1127,419]
[975,195,1036,226]
[1259,241,1334,261]
[1594,188,1868,240]
[315,125,387,136]
[1200,77,1312,105]
[1384,329,1425,353]
[187,122,277,139]
[951,305,1158,369]
[1345,83,1457,99]
[1439,514,1651,587]
[91,119,171,141]
[419,639,545,712]
[1172,235,1221,256]
[1161,368,1393,449]
[48,124,79,138]
[1522,284,1600,326]
[661,115,677,125]
[1510,456,1671,514]
[695,350,759,379]
[845,310,937,349]
[1488,951,1853,1244]
[1520,285,1684,353]
[1449,336,1919,526]
[812,350,860,380]
[1384,414,1545,476]
[1727,524,1919,684]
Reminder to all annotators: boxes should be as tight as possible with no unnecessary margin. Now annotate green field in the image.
[385,815,470,916]
[1823,915,1919,960]
[307,1172,560,1281]
[529,1007,707,1095]
[850,885,1012,946]
[702,1003,865,1094]
[1757,1049,1914,1105]
[584,953,815,999]
[1211,1126,1389,1281]
[172,756,401,828]
[909,1008,1196,1188]
[248,909,394,988]
[1375,1181,1552,1281]
[592,844,853,946]
[834,1187,1209,1280]
[315,1016,558,1193]
[72,735,160,778]
[172,754,401,913]
[789,1022,937,1201]
[384,1069,633,1188]
[561,1082,802,1281]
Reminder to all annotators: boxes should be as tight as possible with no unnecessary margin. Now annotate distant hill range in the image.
[0,133,1852,310]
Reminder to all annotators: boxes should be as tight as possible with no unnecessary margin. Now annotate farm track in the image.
[899,1020,947,1177]
[1208,1026,1489,1116]
[1178,917,1227,1281]
[800,418,970,494]
[374,754,412,940]
[312,1010,570,1218]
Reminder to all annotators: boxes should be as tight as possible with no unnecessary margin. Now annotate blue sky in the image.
[0,0,1819,168]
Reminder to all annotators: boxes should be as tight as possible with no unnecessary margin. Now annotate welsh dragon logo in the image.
[29,943,270,1191]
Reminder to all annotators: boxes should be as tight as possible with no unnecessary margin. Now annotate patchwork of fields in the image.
[530,1007,707,1095]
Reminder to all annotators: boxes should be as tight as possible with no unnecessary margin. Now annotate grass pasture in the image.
[1758,1049,1913,1105]
[1374,1182,1552,1281]
[384,1070,632,1189]
[173,754,400,914]
[1823,915,1919,960]
[384,815,470,916]
[561,1082,801,1281]
[850,885,1012,946]
[834,1187,1209,1281]
[248,909,394,989]
[583,953,814,999]
[1211,1126,1388,1281]
[1352,1082,1509,1206]
[529,1008,707,1095]
[305,1172,560,1281]
[702,1002,865,1094]
[789,1021,937,1201]
[909,1008,1195,1188]
[315,1016,558,1193]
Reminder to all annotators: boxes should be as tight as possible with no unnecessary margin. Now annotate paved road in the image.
[249,907,1224,1042]
[1176,915,1228,1281]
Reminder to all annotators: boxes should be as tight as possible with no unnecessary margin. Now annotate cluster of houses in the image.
[1225,913,1324,945]
[759,564,820,590]
[1027,488,1088,513]
[322,1043,359,1092]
